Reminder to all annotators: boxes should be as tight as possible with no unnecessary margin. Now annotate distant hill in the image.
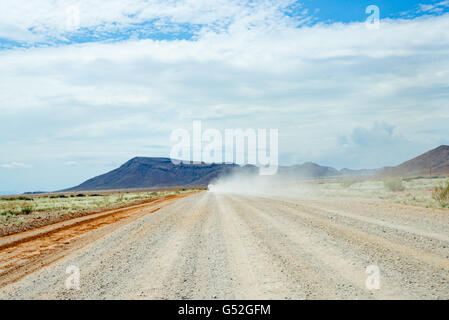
[340,168,379,176]
[279,162,340,178]
[64,145,449,191]
[65,158,342,191]
[65,157,257,191]
[380,145,449,177]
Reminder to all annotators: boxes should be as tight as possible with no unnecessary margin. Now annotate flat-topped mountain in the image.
[64,145,449,191]
[65,157,341,191]
[65,157,255,191]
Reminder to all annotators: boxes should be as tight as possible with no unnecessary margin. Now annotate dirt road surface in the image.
[1,191,448,299]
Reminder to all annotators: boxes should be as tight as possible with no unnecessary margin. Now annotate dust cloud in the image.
[208,171,314,198]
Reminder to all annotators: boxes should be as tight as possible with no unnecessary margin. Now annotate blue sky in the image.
[301,0,447,22]
[1,0,449,192]
[1,0,448,49]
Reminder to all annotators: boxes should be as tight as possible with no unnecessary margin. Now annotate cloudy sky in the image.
[1,0,449,193]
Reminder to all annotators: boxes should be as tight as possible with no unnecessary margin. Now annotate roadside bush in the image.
[2,196,32,201]
[1,211,15,222]
[50,194,67,198]
[432,180,449,207]
[2,210,18,216]
[3,201,19,215]
[383,177,405,192]
[20,202,34,215]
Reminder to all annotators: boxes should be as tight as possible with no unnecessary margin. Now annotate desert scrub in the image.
[0,190,183,223]
[0,209,19,223]
[1,200,19,215]
[14,217,24,224]
[19,200,35,214]
[432,180,449,207]
[383,177,405,192]
[2,196,33,201]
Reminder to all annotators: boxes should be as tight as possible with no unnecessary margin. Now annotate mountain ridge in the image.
[65,145,449,191]
[380,145,449,177]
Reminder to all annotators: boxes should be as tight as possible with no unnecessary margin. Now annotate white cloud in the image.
[0,0,307,44]
[1,162,32,169]
[331,122,428,168]
[1,5,449,190]
[418,1,449,14]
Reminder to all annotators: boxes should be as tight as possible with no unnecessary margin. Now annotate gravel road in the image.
[1,191,448,299]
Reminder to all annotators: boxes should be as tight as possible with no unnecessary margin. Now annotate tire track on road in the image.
[236,194,449,299]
